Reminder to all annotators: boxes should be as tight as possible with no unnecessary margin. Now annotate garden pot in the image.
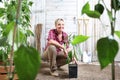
[68,64,78,78]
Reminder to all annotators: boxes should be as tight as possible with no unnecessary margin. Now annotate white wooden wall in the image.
[30,0,120,61]
[45,0,77,46]
[30,0,77,54]
[77,0,120,61]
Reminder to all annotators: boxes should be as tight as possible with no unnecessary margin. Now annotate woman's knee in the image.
[48,45,56,51]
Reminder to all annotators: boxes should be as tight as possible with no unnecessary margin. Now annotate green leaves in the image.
[82,2,104,18]
[97,37,119,69]
[0,8,5,17]
[111,0,120,10]
[14,45,41,80]
[71,35,89,45]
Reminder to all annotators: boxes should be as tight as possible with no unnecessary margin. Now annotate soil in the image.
[35,61,120,80]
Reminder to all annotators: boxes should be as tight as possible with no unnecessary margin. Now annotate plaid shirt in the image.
[45,29,69,53]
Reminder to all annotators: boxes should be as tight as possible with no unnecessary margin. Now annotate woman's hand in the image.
[63,48,68,57]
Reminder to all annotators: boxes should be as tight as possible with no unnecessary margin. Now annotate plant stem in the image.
[9,0,22,80]
[111,0,117,79]
[112,61,115,80]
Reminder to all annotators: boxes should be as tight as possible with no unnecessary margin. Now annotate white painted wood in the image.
[30,0,120,61]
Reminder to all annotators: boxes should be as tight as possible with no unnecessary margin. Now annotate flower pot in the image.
[68,64,78,78]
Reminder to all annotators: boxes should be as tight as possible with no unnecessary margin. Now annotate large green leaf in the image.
[95,3,104,14]
[14,45,41,80]
[71,35,89,45]
[82,2,90,14]
[97,37,119,69]
[115,31,120,38]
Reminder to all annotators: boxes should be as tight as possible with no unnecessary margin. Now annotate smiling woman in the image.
[41,18,72,77]
[55,18,65,33]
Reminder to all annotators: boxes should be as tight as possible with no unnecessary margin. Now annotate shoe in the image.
[50,71,59,77]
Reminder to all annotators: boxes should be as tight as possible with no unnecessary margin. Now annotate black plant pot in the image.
[68,64,78,78]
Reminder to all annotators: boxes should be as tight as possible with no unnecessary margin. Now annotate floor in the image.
[35,61,120,80]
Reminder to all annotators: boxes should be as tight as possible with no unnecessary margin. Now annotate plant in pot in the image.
[66,34,89,78]
[81,0,120,80]
[0,0,41,80]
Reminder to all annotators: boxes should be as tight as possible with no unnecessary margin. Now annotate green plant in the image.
[81,0,120,80]
[0,0,40,80]
[67,34,89,64]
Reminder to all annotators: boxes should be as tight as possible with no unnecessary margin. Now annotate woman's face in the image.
[55,20,64,33]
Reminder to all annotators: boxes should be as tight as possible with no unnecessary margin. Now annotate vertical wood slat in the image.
[35,24,42,53]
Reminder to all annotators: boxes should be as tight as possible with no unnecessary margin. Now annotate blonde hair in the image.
[55,18,64,26]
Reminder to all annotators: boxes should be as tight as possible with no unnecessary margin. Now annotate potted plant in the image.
[67,34,89,78]
[81,0,120,80]
[0,0,41,80]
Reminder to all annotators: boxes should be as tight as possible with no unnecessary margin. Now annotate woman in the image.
[42,18,71,77]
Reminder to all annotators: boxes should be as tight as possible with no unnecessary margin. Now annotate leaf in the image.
[26,30,34,36]
[95,3,104,14]
[66,51,72,64]
[82,2,90,14]
[86,10,101,18]
[107,10,113,22]
[115,31,120,38]
[16,29,27,44]
[14,45,41,80]
[71,35,89,45]
[111,0,120,10]
[3,21,15,36]
[28,1,33,6]
[0,8,5,17]
[97,37,119,69]
[0,37,7,46]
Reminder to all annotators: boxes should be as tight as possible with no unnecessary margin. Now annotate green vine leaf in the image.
[14,45,41,80]
[71,35,89,45]
[97,37,119,69]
